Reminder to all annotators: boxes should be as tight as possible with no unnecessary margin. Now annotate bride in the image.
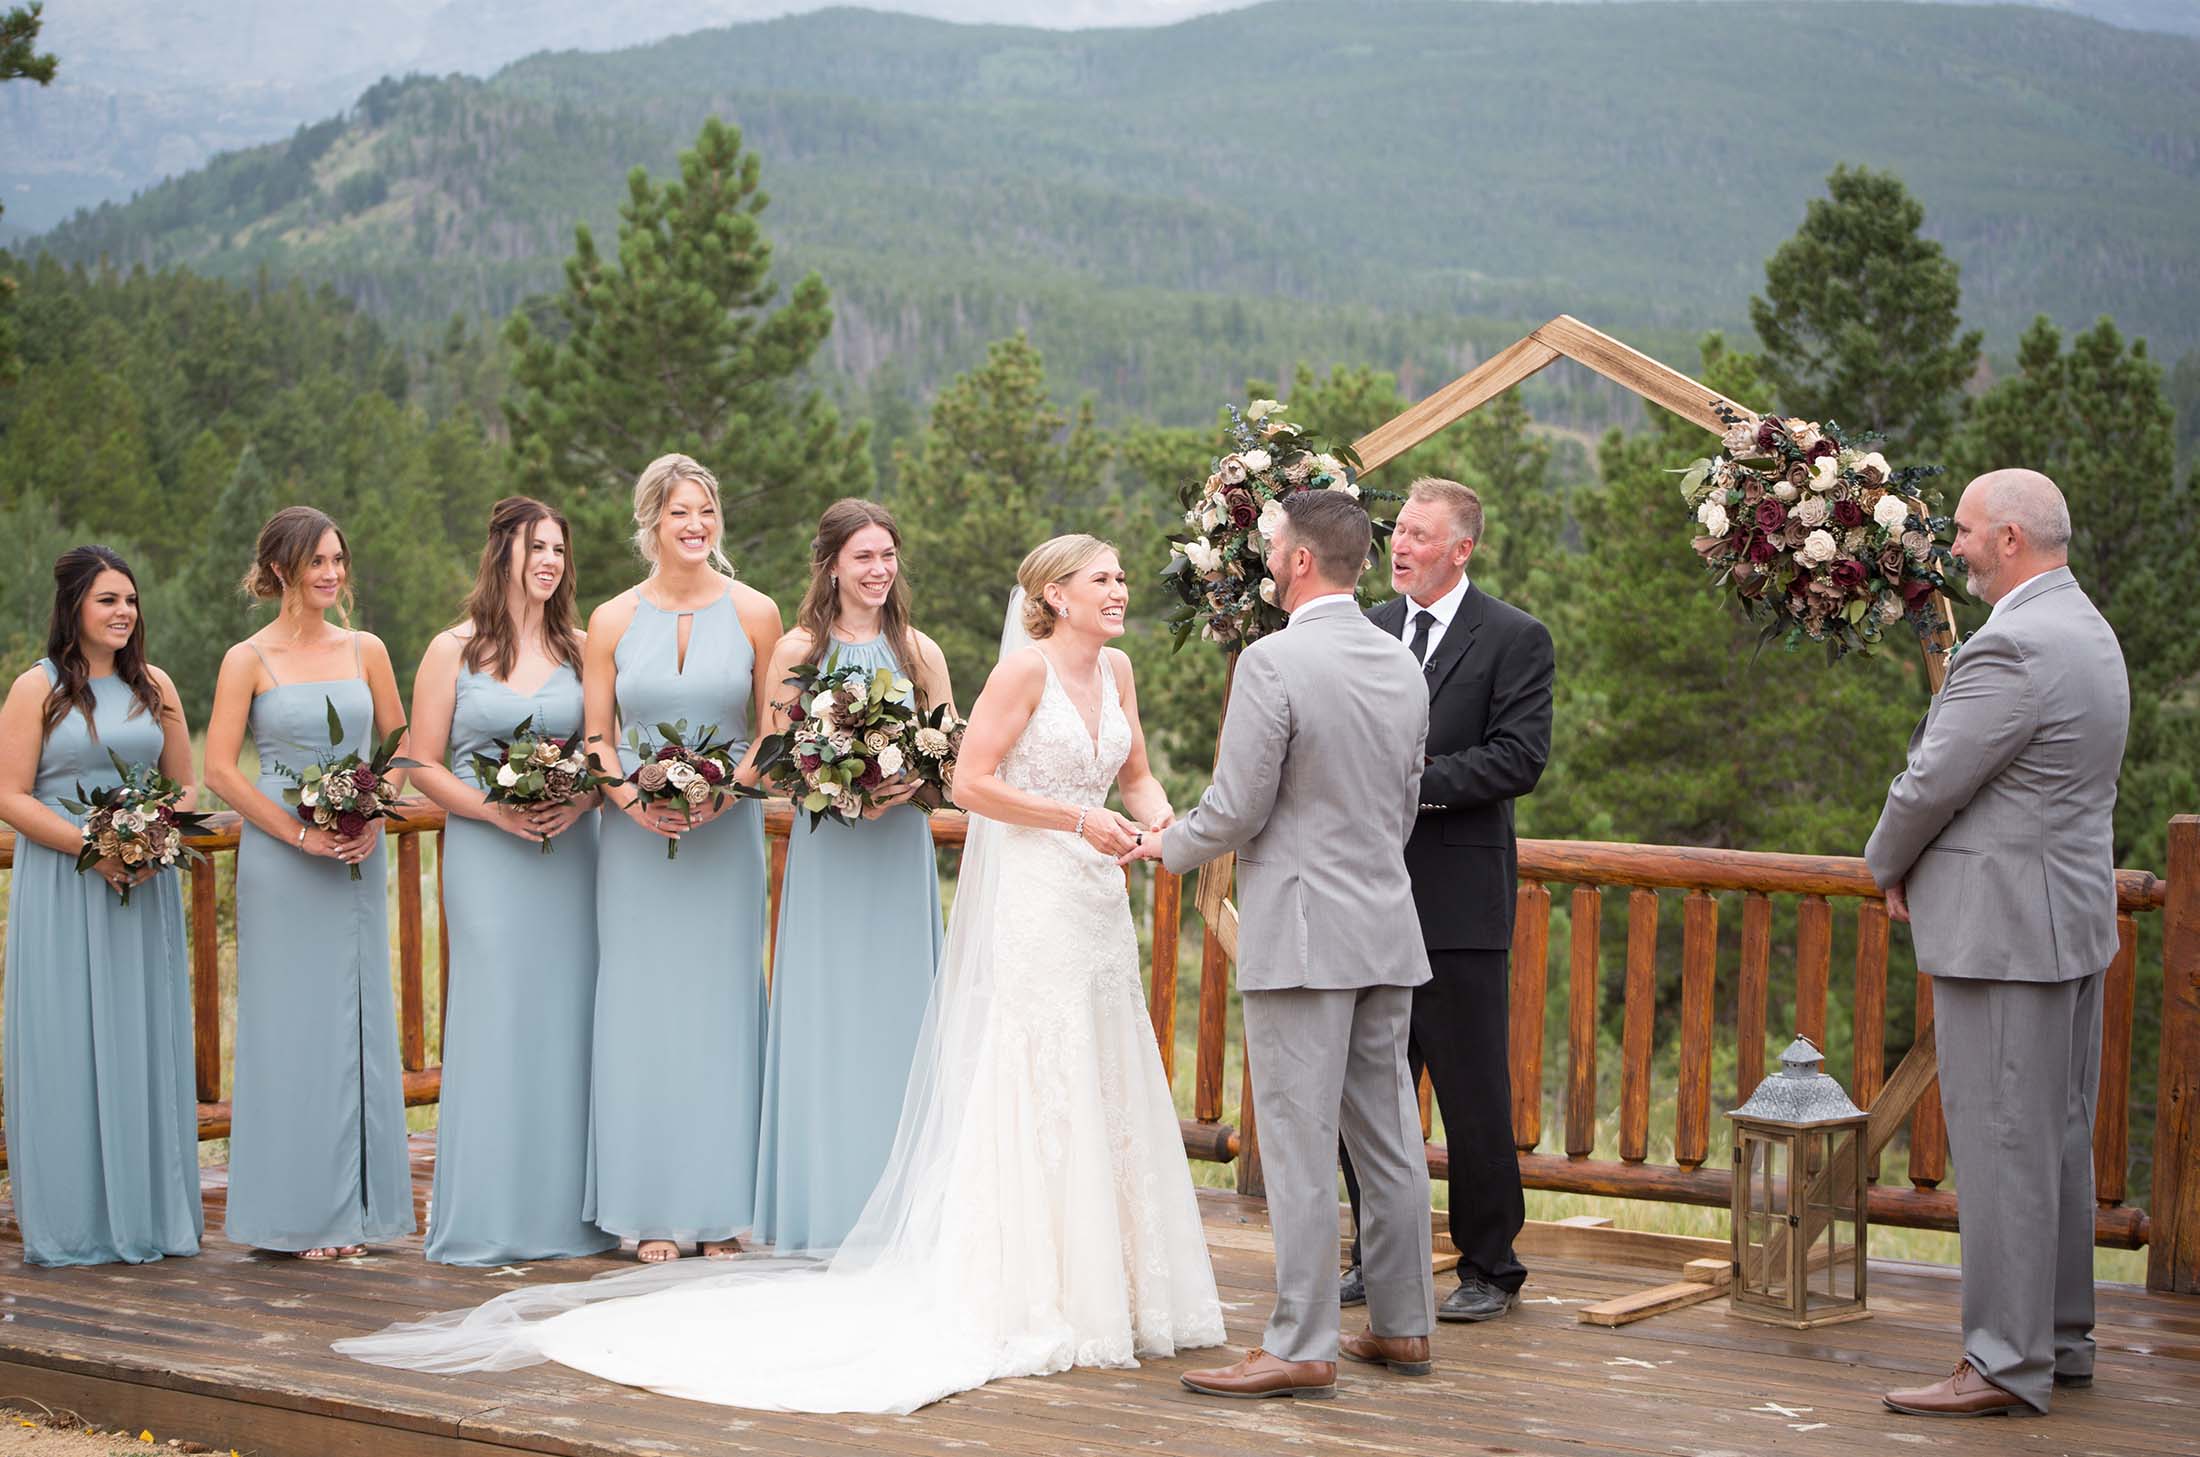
[336,533,1226,1412]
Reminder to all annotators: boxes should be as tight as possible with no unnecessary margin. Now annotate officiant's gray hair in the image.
[1278,489,1373,587]
[1972,468,2072,557]
[1407,476,1483,545]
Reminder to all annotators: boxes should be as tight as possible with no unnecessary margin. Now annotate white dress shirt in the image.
[1397,573,1471,662]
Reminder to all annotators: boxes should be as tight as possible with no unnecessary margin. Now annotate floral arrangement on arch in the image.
[1681,408,1964,661]
[1162,400,1391,652]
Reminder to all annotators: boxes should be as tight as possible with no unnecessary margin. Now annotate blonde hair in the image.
[632,453,734,575]
[1017,533,1115,640]
[1407,476,1484,544]
[240,505,354,625]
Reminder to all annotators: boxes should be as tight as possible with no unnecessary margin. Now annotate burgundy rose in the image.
[656,744,682,762]
[857,762,884,790]
[786,703,806,723]
[1224,489,1258,530]
[336,810,369,839]
[296,804,316,826]
[1830,558,1868,591]
[1900,574,1938,605]
[697,759,724,784]
[1754,499,1787,532]
[1746,533,1780,565]
[156,804,175,823]
[1806,437,1838,462]
[1788,568,1813,598]
[351,765,378,793]
[1831,498,1865,529]
[797,753,822,773]
[1754,418,1783,453]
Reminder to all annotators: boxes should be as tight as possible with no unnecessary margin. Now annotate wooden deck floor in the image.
[0,1141,2191,1457]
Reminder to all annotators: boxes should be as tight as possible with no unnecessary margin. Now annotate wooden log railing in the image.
[2,810,2196,1294]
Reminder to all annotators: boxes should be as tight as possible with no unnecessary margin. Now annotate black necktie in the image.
[1409,609,1436,666]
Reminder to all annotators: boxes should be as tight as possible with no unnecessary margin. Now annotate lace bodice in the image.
[997,649,1128,809]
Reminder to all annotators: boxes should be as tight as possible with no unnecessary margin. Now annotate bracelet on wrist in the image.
[297,824,309,849]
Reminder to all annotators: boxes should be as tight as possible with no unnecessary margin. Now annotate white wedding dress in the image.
[336,643,1225,1413]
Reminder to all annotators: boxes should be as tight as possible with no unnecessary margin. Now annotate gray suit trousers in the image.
[1933,971,2102,1412]
[1242,984,1435,1363]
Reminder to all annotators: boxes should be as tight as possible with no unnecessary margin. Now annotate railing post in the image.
[2148,815,2200,1294]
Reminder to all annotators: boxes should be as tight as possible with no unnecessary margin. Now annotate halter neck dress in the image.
[752,633,942,1251]
[584,588,769,1245]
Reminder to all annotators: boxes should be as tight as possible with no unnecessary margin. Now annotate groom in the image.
[1122,490,1438,1399]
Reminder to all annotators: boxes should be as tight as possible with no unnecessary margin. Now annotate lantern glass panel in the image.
[1737,1128,1789,1303]
[1806,1127,1862,1314]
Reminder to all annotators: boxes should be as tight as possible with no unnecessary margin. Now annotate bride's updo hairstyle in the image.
[1017,533,1115,640]
[631,452,735,575]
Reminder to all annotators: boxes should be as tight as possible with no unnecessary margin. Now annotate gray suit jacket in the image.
[1864,568,2129,983]
[1162,594,1432,992]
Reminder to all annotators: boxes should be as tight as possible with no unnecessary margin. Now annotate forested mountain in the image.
[23,1,2200,432]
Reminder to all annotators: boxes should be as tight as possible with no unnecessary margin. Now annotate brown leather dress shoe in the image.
[1882,1360,2035,1418]
[1180,1348,1338,1400]
[1339,1328,1432,1375]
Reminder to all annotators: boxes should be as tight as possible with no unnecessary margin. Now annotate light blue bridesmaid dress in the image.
[752,635,941,1251]
[224,636,415,1251]
[2,664,201,1266]
[585,587,768,1245]
[425,661,615,1265]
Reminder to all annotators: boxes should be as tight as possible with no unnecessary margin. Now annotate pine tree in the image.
[1951,315,2198,872]
[1750,165,1982,458]
[504,117,872,607]
[0,3,58,388]
[892,334,1102,700]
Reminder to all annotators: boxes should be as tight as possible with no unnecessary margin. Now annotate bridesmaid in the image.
[582,453,782,1263]
[752,500,952,1251]
[0,547,202,1266]
[407,497,615,1266]
[203,507,415,1260]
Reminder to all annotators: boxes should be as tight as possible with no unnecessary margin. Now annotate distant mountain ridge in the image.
[8,0,2196,233]
[19,2,2200,426]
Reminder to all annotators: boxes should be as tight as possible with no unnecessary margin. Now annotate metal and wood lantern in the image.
[1727,1036,1872,1328]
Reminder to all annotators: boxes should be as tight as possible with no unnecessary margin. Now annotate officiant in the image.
[1341,476,1554,1323]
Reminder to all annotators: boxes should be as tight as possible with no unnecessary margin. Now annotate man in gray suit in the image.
[1122,489,1437,1399]
[1867,469,2128,1418]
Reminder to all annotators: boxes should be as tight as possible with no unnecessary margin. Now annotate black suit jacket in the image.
[1368,585,1554,952]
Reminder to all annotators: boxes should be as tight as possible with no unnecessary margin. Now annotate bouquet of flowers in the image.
[280,697,417,881]
[622,718,747,859]
[61,751,215,906]
[1678,408,1965,662]
[901,704,967,813]
[755,654,930,829]
[469,715,614,853]
[1163,399,1389,652]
